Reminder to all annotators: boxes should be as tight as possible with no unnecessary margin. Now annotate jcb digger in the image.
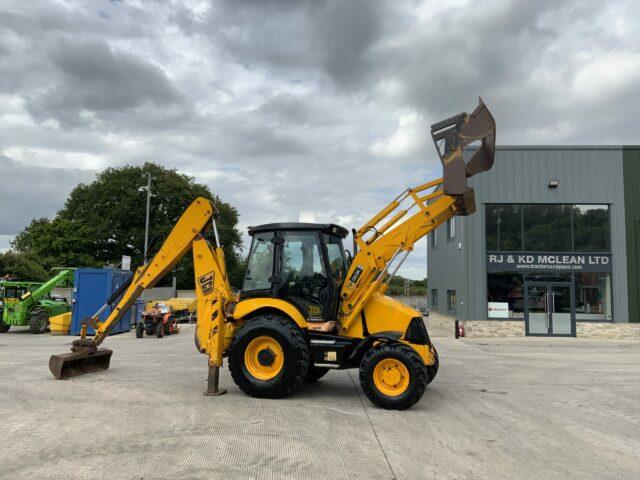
[50,100,496,410]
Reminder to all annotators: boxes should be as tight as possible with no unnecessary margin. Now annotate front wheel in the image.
[156,322,164,338]
[136,322,144,338]
[426,349,439,385]
[29,310,49,334]
[359,343,428,410]
[229,314,309,399]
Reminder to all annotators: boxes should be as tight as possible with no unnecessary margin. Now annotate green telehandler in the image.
[0,269,75,334]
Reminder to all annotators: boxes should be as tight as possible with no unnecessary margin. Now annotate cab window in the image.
[278,231,327,319]
[242,232,275,293]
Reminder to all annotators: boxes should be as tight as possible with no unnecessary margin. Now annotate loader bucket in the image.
[49,348,113,380]
[431,98,496,198]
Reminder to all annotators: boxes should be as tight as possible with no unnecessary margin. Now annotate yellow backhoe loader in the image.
[50,100,495,410]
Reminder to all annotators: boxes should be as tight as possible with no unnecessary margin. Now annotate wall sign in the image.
[488,302,509,318]
[487,253,612,272]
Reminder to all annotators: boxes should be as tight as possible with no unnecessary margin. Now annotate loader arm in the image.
[50,197,235,381]
[19,268,75,309]
[338,99,496,333]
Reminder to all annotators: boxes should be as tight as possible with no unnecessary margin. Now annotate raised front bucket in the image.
[431,98,496,197]
[49,348,113,380]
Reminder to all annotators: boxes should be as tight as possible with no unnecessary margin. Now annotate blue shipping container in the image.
[70,268,133,336]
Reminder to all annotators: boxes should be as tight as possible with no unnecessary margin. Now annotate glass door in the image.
[526,285,548,335]
[525,283,575,336]
[549,285,572,335]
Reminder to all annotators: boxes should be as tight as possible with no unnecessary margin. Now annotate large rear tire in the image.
[29,310,49,334]
[359,343,427,410]
[229,314,309,399]
[0,324,9,333]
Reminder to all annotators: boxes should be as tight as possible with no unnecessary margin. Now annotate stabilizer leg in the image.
[204,363,227,396]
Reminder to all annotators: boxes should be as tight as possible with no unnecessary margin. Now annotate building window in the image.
[486,204,522,251]
[431,289,438,310]
[446,218,455,241]
[487,272,524,319]
[523,204,572,251]
[486,204,610,253]
[575,272,612,320]
[573,205,610,251]
[447,290,457,314]
[430,230,437,249]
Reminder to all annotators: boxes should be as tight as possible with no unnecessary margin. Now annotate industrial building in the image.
[427,146,640,337]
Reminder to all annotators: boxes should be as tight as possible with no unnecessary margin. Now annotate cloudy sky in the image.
[1,0,639,278]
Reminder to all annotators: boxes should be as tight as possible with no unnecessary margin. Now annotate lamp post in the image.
[138,173,152,264]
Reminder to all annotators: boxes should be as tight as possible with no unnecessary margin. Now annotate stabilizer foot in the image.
[204,364,227,396]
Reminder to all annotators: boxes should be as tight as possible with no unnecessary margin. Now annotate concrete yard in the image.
[1,324,639,480]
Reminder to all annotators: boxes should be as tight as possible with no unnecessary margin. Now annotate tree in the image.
[0,251,50,281]
[10,163,244,289]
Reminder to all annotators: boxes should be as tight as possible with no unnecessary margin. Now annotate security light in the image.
[548,179,559,189]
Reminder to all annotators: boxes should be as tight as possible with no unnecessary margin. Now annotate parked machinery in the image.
[136,302,179,338]
[50,100,496,410]
[1,269,75,333]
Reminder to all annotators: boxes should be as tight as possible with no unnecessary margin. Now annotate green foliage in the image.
[0,251,50,281]
[386,276,428,296]
[7,162,244,289]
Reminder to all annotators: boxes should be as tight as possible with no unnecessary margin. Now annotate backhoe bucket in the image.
[431,98,496,200]
[49,348,113,380]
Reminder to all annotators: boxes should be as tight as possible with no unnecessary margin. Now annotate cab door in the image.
[275,231,329,321]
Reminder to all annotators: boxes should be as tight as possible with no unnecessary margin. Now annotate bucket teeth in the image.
[49,348,113,380]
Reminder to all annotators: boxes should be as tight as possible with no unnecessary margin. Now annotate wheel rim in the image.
[244,336,284,381]
[373,358,410,397]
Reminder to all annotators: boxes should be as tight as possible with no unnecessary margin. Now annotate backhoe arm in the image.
[49,197,235,381]
[80,197,218,347]
[19,268,75,308]
[338,99,496,333]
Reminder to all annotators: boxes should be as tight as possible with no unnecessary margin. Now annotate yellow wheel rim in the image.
[244,336,284,381]
[373,358,410,397]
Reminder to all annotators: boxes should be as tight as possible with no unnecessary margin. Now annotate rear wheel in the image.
[135,322,144,338]
[359,343,427,410]
[29,310,49,334]
[305,364,330,383]
[229,314,309,398]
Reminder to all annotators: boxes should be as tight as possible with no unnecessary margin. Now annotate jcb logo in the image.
[347,265,364,290]
[198,272,215,295]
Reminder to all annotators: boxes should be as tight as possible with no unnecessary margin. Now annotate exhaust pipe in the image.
[431,98,496,214]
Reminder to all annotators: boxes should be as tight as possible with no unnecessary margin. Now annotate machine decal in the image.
[198,271,215,295]
[347,265,364,290]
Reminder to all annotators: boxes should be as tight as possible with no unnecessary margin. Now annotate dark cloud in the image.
[0,155,94,236]
[25,39,183,128]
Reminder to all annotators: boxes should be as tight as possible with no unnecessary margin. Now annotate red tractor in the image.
[136,303,179,338]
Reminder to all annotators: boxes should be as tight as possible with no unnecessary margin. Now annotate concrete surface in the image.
[1,325,639,480]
